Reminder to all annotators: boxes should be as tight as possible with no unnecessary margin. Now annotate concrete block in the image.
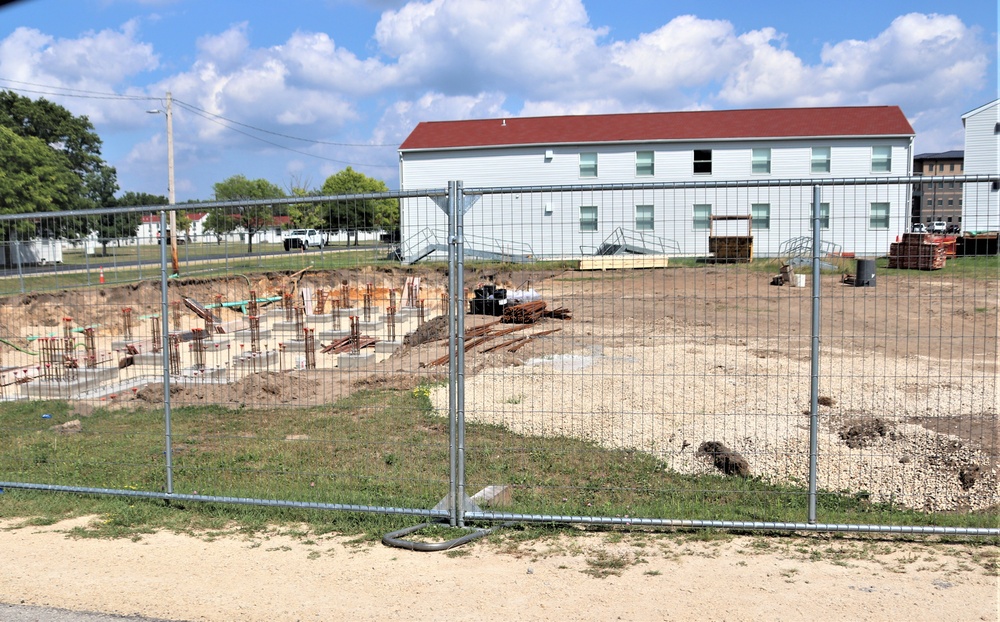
[338,351,376,369]
[375,340,402,354]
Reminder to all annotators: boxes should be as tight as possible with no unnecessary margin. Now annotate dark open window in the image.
[694,149,712,174]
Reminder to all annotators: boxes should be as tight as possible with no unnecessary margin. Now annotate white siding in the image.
[400,138,913,260]
[962,100,1000,232]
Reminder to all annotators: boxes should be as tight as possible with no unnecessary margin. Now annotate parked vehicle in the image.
[282,229,327,250]
[930,221,947,233]
[946,224,961,234]
[911,223,927,233]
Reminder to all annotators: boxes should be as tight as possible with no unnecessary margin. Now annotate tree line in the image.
[0,90,399,254]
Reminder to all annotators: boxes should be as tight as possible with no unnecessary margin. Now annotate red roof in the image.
[399,106,914,151]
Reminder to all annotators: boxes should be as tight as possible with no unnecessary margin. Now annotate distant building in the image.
[398,105,915,261]
[912,151,964,227]
[961,99,1000,233]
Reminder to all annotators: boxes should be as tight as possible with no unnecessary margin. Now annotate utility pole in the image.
[166,92,179,276]
[149,93,179,276]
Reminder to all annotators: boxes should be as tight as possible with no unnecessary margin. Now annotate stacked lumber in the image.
[501,301,547,323]
[888,233,946,270]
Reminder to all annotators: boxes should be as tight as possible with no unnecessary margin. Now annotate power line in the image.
[0,79,155,101]
[177,102,396,169]
[0,79,399,169]
[172,99,396,148]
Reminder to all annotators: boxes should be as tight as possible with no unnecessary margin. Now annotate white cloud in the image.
[0,22,159,126]
[3,1,992,195]
[374,90,510,145]
[195,22,252,73]
[718,13,990,111]
[375,0,608,97]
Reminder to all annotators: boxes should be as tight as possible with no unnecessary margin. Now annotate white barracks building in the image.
[398,106,916,261]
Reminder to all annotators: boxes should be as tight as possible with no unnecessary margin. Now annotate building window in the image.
[694,149,712,174]
[693,204,712,229]
[870,202,890,229]
[947,199,954,206]
[751,148,771,174]
[580,205,598,232]
[635,205,654,231]
[949,163,955,172]
[937,199,943,206]
[872,146,892,173]
[580,152,598,178]
[636,151,654,177]
[812,202,831,229]
[811,147,831,173]
[751,203,771,230]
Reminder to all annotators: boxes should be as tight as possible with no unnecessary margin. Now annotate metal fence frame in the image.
[0,177,997,539]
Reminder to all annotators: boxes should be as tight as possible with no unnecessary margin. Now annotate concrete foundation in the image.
[318,329,350,341]
[375,340,402,354]
[357,320,384,334]
[20,366,119,399]
[233,329,273,342]
[178,366,227,381]
[338,351,376,369]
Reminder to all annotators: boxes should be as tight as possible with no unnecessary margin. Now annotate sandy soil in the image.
[0,517,997,622]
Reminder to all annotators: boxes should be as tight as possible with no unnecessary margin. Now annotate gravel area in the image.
[432,319,998,512]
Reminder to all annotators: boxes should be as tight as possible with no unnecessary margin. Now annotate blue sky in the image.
[1,0,996,201]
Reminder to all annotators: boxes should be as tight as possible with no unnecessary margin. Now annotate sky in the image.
[0,0,997,201]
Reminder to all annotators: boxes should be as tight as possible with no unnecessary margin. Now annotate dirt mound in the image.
[696,441,750,477]
[404,315,448,347]
[839,418,895,449]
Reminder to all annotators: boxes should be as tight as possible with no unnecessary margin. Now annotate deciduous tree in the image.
[209,175,285,253]
[320,167,398,246]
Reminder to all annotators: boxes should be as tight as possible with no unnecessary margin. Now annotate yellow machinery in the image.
[708,214,753,262]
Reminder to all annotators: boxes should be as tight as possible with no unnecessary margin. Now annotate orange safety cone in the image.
[99,267,105,284]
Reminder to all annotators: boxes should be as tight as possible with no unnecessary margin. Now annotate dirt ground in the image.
[0,516,997,622]
[1,265,997,504]
[0,265,998,620]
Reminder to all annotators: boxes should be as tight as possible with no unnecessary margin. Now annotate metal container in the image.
[855,259,876,287]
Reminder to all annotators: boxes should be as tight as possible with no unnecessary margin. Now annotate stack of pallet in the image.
[888,233,946,270]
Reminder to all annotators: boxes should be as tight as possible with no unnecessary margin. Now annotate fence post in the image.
[455,181,467,529]
[447,181,458,527]
[159,210,175,496]
[808,186,821,523]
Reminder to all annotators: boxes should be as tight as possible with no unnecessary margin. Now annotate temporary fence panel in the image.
[0,191,456,521]
[455,178,997,535]
[0,177,997,537]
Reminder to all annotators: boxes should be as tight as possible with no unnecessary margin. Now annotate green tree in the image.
[286,175,324,230]
[320,167,398,246]
[0,90,118,226]
[0,126,83,241]
[97,192,167,256]
[209,175,285,253]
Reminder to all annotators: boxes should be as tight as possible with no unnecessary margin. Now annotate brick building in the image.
[912,150,964,229]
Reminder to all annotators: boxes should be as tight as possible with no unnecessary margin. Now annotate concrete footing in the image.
[338,351,376,369]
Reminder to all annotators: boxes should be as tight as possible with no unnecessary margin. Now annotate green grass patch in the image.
[0,388,996,540]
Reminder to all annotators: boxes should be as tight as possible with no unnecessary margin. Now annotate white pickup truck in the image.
[282,228,327,250]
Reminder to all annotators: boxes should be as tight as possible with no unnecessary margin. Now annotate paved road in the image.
[1,604,183,621]
[1,244,342,278]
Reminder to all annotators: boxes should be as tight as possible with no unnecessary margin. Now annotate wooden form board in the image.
[576,255,670,271]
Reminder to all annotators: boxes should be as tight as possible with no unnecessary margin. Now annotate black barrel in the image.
[855,259,876,287]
